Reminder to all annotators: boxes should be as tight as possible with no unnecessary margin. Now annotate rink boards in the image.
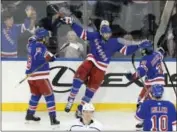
[2,59,176,111]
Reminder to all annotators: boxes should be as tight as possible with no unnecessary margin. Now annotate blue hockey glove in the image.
[138,40,152,49]
[125,72,133,81]
[50,55,56,62]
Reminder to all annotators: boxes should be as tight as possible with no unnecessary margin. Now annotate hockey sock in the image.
[69,78,83,100]
[27,95,41,115]
[138,87,147,102]
[78,88,96,111]
[44,94,56,117]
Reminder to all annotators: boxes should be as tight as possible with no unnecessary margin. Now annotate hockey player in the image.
[135,84,177,131]
[68,103,103,131]
[25,28,59,125]
[62,17,150,118]
[125,42,165,108]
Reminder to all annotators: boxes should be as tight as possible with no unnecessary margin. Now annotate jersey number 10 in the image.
[151,115,168,131]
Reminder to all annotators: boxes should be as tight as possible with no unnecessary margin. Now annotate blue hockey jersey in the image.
[135,99,177,131]
[71,23,143,71]
[25,39,53,80]
[133,51,165,86]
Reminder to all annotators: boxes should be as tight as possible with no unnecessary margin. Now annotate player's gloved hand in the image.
[125,72,133,81]
[157,46,167,57]
[61,17,74,25]
[28,36,36,43]
[49,55,56,62]
[138,40,151,49]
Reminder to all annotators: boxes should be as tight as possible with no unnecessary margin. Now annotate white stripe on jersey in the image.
[86,54,108,71]
[28,71,50,80]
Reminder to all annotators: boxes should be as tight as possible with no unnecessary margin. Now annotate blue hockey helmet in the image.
[151,85,164,98]
[100,25,112,34]
[35,28,49,40]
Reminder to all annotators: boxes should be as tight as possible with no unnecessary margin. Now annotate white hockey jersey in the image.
[68,118,102,131]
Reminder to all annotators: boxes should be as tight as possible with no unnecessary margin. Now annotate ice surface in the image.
[2,111,137,131]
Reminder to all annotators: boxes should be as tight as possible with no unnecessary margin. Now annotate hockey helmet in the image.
[35,28,49,40]
[151,85,164,98]
[82,103,95,112]
[139,41,153,56]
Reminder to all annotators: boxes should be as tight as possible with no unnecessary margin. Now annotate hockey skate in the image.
[65,97,74,113]
[135,122,143,131]
[75,110,82,118]
[25,111,40,123]
[50,116,60,125]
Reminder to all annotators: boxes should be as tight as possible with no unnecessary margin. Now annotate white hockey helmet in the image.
[100,20,109,29]
[82,103,95,111]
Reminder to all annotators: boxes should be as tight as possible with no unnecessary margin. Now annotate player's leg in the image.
[136,85,152,129]
[137,85,152,108]
[37,79,59,125]
[26,80,41,122]
[75,66,105,118]
[65,60,94,112]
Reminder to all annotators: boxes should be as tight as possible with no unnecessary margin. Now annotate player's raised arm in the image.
[112,38,150,56]
[62,17,98,41]
[33,29,56,62]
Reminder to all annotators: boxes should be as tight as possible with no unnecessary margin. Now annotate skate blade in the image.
[50,124,60,130]
[25,120,40,124]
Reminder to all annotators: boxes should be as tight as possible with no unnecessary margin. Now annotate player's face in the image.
[102,33,112,40]
[4,17,14,27]
[82,110,94,120]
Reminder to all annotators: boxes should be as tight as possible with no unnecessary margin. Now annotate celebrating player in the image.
[135,84,177,131]
[125,42,165,108]
[68,103,102,131]
[25,28,59,125]
[62,17,150,118]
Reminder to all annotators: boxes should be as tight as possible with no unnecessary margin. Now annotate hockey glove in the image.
[125,72,134,81]
[138,40,151,49]
[61,17,74,25]
[49,55,56,62]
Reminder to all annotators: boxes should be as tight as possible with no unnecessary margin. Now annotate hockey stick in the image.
[15,43,70,88]
[154,1,177,97]
[163,59,177,97]
[131,53,152,102]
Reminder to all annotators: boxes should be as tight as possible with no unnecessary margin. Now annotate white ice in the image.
[2,111,137,131]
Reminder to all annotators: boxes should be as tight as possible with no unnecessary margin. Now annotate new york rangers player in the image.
[125,42,165,107]
[62,17,150,118]
[68,103,103,131]
[25,28,59,125]
[135,85,177,131]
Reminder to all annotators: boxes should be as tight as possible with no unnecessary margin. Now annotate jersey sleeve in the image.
[71,23,98,41]
[113,38,139,55]
[169,103,177,129]
[132,58,150,80]
[135,101,147,122]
